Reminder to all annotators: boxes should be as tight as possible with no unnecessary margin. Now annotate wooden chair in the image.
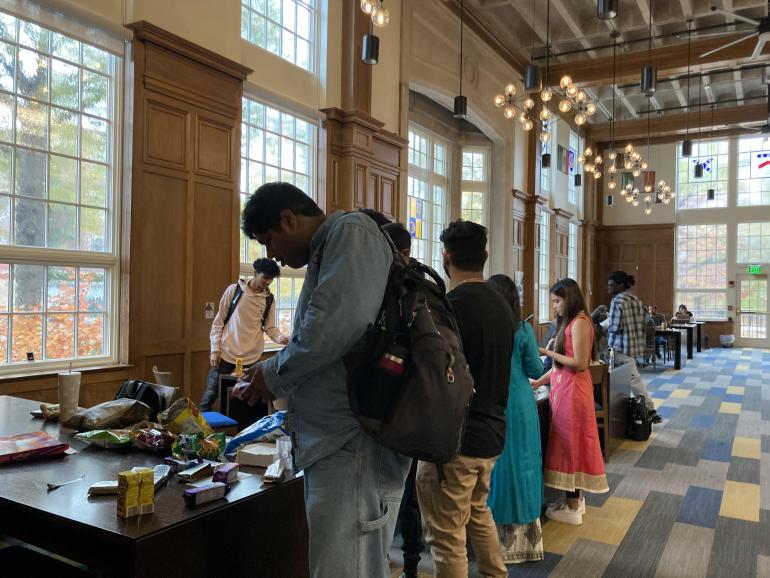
[642,323,657,370]
[590,362,610,462]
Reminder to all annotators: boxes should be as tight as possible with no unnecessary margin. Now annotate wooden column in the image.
[322,0,406,216]
[126,22,252,399]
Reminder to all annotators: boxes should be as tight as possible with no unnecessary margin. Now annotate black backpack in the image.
[336,219,475,464]
[626,394,653,441]
[115,380,165,419]
[223,284,274,328]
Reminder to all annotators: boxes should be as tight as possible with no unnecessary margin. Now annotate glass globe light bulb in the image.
[541,87,553,102]
[539,108,553,121]
[540,131,551,143]
[560,75,572,89]
[633,169,641,177]
[503,106,515,120]
[575,90,587,103]
[644,194,652,203]
[574,113,586,125]
[566,85,578,97]
[608,165,617,175]
[372,6,390,27]
[524,97,535,110]
[595,155,603,165]
[494,94,505,108]
[663,197,671,204]
[624,160,632,169]
[663,185,671,193]
[644,185,652,193]
[645,206,652,215]
[585,103,597,116]
[632,198,640,207]
[585,163,594,173]
[524,119,534,131]
[593,170,601,179]
[558,100,572,113]
[608,151,617,160]
[505,83,516,97]
[626,194,634,203]
[578,155,585,164]
[625,143,634,153]
[608,180,616,190]
[584,147,593,157]
[641,161,648,170]
[658,180,666,188]
[360,0,375,15]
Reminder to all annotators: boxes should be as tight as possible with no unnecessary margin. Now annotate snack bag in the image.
[172,432,225,461]
[225,411,287,454]
[129,421,176,454]
[158,398,212,436]
[74,429,132,449]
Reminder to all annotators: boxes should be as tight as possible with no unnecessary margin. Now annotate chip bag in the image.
[74,429,132,449]
[172,432,226,461]
[158,398,212,436]
[129,421,176,454]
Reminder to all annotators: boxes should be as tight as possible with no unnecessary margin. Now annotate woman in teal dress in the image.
[487,274,545,564]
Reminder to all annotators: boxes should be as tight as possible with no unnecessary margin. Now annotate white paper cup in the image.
[276,435,293,471]
[58,372,81,423]
[152,370,173,386]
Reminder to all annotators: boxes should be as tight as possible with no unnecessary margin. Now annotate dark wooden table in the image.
[656,329,683,369]
[0,395,308,578]
[669,323,696,359]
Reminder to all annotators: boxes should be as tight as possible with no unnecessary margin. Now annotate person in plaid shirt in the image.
[607,271,661,422]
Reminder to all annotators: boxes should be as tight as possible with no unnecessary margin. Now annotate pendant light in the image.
[641,0,657,95]
[362,19,379,65]
[682,20,693,157]
[454,0,468,119]
[524,0,542,92]
[694,76,704,178]
[598,0,618,20]
[539,0,552,147]
[707,104,715,199]
[605,31,620,192]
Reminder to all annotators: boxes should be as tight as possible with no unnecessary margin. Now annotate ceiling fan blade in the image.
[710,7,761,27]
[753,37,768,58]
[683,30,750,40]
[700,32,759,58]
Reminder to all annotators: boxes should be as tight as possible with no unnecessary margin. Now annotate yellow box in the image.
[137,468,155,515]
[117,470,141,519]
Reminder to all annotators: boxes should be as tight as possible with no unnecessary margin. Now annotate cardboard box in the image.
[236,442,278,467]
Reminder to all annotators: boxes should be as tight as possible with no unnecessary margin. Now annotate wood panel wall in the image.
[594,224,676,314]
[126,22,251,402]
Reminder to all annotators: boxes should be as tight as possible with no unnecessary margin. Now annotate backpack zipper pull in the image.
[446,353,455,383]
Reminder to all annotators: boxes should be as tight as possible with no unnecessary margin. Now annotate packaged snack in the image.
[89,481,119,496]
[176,461,213,482]
[64,399,151,432]
[172,432,225,461]
[224,411,287,454]
[74,429,132,449]
[137,468,154,515]
[158,398,212,436]
[117,470,141,518]
[183,482,228,506]
[129,422,176,454]
[212,462,239,485]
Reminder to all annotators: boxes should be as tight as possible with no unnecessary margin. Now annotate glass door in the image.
[736,275,770,348]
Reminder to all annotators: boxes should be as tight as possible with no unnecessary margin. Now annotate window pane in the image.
[51,58,79,109]
[48,202,77,249]
[79,207,106,251]
[13,263,44,312]
[0,40,15,92]
[79,268,105,311]
[14,197,45,246]
[46,313,74,359]
[51,32,79,64]
[16,147,46,198]
[47,266,76,311]
[16,97,47,149]
[50,107,79,156]
[82,70,108,118]
[77,312,103,356]
[11,313,41,361]
[49,155,77,202]
[81,116,107,162]
[81,161,107,207]
[17,48,48,101]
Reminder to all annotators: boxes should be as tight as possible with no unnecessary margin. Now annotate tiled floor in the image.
[390,347,770,577]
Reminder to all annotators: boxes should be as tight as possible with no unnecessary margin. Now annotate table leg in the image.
[687,327,694,360]
[674,333,682,370]
[696,324,702,353]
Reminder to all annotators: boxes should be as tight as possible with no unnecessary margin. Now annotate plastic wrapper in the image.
[74,429,132,449]
[129,422,176,454]
[158,398,212,436]
[225,411,287,455]
[172,432,226,461]
[63,399,151,432]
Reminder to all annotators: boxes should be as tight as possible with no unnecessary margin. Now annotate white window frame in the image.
[568,130,578,206]
[737,137,770,207]
[675,224,728,320]
[408,123,448,276]
[240,0,317,73]
[676,139,730,210]
[737,222,770,264]
[240,93,318,340]
[460,146,489,226]
[0,10,123,373]
[538,211,551,322]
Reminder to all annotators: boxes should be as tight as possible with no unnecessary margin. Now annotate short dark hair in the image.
[382,222,412,253]
[608,270,635,289]
[242,182,323,239]
[440,220,488,271]
[357,208,392,228]
[253,258,280,278]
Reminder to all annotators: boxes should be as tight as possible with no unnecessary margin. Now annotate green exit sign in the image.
[748,265,763,274]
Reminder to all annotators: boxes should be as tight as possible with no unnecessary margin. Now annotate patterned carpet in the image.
[391,346,770,578]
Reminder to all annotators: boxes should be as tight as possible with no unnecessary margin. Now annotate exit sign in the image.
[748,265,762,274]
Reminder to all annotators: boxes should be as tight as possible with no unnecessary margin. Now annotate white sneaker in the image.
[546,497,585,514]
[545,502,583,525]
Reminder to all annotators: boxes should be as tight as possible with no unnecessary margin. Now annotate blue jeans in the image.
[303,430,411,578]
[200,359,254,412]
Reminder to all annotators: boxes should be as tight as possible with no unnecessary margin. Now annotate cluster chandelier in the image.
[623,143,647,177]
[555,75,598,126]
[360,0,389,64]
[493,84,536,131]
[359,0,389,27]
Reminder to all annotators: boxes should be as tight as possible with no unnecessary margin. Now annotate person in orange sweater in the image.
[201,258,289,411]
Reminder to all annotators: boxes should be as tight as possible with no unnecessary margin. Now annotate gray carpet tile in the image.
[726,456,761,485]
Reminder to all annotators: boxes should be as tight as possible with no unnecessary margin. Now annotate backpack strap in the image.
[261,293,274,328]
[223,284,244,325]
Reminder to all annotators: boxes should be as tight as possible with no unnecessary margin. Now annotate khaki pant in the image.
[416,455,507,578]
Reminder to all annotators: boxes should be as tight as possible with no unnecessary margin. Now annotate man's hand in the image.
[231,363,275,406]
[209,351,221,367]
[277,335,290,346]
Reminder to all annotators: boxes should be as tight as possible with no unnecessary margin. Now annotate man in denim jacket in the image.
[233,182,411,578]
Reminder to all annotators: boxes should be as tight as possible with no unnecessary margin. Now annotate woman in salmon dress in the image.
[531,278,608,526]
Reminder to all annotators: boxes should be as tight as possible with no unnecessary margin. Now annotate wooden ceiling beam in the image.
[587,103,766,141]
[547,34,770,87]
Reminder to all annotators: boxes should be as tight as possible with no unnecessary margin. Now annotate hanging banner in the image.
[752,151,770,179]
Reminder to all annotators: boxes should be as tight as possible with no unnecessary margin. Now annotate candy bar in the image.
[89,481,119,496]
[212,462,239,485]
[183,482,228,506]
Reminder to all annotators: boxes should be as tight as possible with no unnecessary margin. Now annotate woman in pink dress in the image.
[531,278,608,526]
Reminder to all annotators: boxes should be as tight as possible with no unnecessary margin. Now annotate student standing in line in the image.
[531,278,608,526]
[487,274,545,564]
[416,220,511,578]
